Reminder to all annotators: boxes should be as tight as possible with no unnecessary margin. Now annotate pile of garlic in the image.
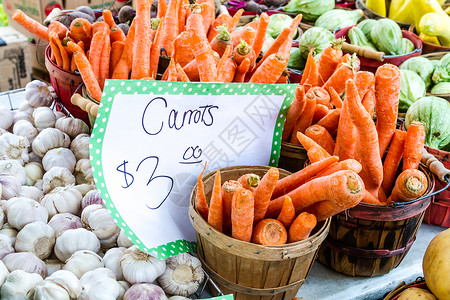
[0,80,205,300]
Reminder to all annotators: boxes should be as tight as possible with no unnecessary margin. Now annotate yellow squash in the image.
[366,0,387,16]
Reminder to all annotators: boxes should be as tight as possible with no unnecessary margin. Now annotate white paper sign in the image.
[90,80,296,258]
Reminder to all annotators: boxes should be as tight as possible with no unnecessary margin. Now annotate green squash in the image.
[298,27,335,59]
[314,9,364,31]
[370,18,403,55]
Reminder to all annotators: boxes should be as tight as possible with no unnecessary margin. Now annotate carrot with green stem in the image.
[255,27,290,69]
[312,104,330,124]
[232,27,257,48]
[238,173,260,192]
[210,25,232,58]
[289,96,316,143]
[196,164,209,221]
[70,18,92,47]
[322,54,359,95]
[317,38,344,86]
[221,180,242,235]
[288,212,317,242]
[253,167,279,223]
[186,29,217,82]
[381,129,407,194]
[403,121,426,171]
[316,108,341,136]
[283,85,306,142]
[49,32,70,71]
[110,41,125,78]
[176,63,190,82]
[362,89,376,117]
[277,14,303,59]
[233,39,255,66]
[296,131,331,163]
[73,51,102,102]
[207,170,223,232]
[305,124,335,155]
[387,169,428,202]
[112,20,136,79]
[12,10,49,42]
[328,87,343,109]
[252,219,288,245]
[157,0,167,18]
[207,13,233,42]
[233,58,251,83]
[354,71,375,99]
[131,0,153,80]
[110,26,126,43]
[47,21,68,40]
[375,63,401,156]
[277,196,296,228]
[249,53,287,84]
[231,187,255,242]
[66,41,85,55]
[301,50,319,88]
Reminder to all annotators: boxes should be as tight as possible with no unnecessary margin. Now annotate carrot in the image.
[403,121,426,171]
[231,187,255,242]
[315,159,362,179]
[234,27,257,49]
[47,21,68,40]
[159,0,179,58]
[375,64,401,156]
[99,34,111,89]
[207,170,223,232]
[252,219,288,245]
[301,50,319,88]
[102,10,117,27]
[277,196,296,228]
[322,53,359,96]
[149,16,165,79]
[317,38,344,86]
[223,58,237,83]
[271,155,339,201]
[250,54,288,84]
[387,169,428,202]
[229,8,244,31]
[233,58,251,83]
[278,14,303,59]
[176,63,190,82]
[238,173,260,192]
[131,0,153,80]
[70,18,92,47]
[210,25,232,58]
[216,49,235,82]
[328,87,343,109]
[12,10,48,42]
[362,190,384,205]
[289,97,316,143]
[186,30,217,82]
[196,164,209,220]
[110,41,125,78]
[199,2,214,35]
[157,0,167,18]
[49,39,62,67]
[288,212,317,242]
[362,89,376,117]
[305,124,335,155]
[282,85,306,142]
[66,41,85,55]
[73,51,102,102]
[255,27,290,70]
[308,87,331,107]
[316,108,341,136]
[182,59,201,81]
[92,21,110,36]
[49,32,70,71]
[112,20,136,79]
[166,58,178,81]
[312,104,330,124]
[346,79,383,197]
[381,130,407,194]
[253,167,279,223]
[233,40,255,66]
[354,71,375,99]
[177,0,187,34]
[221,180,242,235]
[207,13,232,42]
[173,33,194,68]
[296,132,331,163]
[86,50,90,60]
[110,26,126,43]
[333,92,356,161]
[89,30,107,84]
[250,13,269,68]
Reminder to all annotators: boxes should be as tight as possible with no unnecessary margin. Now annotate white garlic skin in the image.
[74,184,95,197]
[103,247,126,281]
[46,269,81,298]
[0,174,21,200]
[5,197,48,230]
[0,207,4,229]
[121,245,166,284]
[13,110,32,124]
[0,224,18,246]
[32,107,56,131]
[27,151,42,164]
[3,252,48,278]
[70,133,90,160]
[78,268,122,300]
[45,259,64,276]
[24,162,44,186]
[15,221,55,259]
[0,133,30,165]
[81,189,104,209]
[168,297,190,300]
[1,269,43,299]
[20,186,44,202]
[25,80,55,108]
[117,229,134,248]
[82,204,120,248]
[0,233,14,259]
[32,128,68,158]
[33,279,70,300]
[0,106,13,130]
[18,101,35,114]
[62,250,104,279]
[48,213,83,237]
[0,260,9,287]
[13,120,38,145]
[118,281,131,300]
[40,186,82,218]
[0,159,27,185]
[53,111,66,121]
[55,117,89,139]
[123,283,168,300]
[54,228,100,262]
[42,166,76,194]
[42,148,76,173]
[74,159,93,185]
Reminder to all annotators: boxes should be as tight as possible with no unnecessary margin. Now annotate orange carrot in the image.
[199,2,215,34]
[250,13,269,68]
[210,25,232,58]
[89,30,107,84]
[301,50,319,88]
[388,169,428,202]
[157,0,167,18]
[110,26,126,43]
[289,97,316,143]
[110,41,125,78]
[253,167,279,223]
[92,21,110,35]
[315,159,362,179]
[255,27,290,70]
[305,124,335,155]
[67,40,85,55]
[278,14,303,59]
[233,39,255,66]
[308,87,331,107]
[216,45,233,82]
[362,89,376,117]
[222,58,236,82]
[403,121,425,171]
[317,39,344,86]
[47,21,68,40]
[102,10,117,27]
[333,92,356,161]
[131,0,153,80]
[166,58,178,81]
[99,34,111,89]
[277,196,296,228]
[249,54,287,84]
[361,190,385,205]
[322,54,359,95]
[112,20,136,79]
[229,9,244,31]
[238,173,260,192]
[221,180,242,235]
[186,29,217,82]
[233,27,257,49]
[328,87,343,109]
[73,51,102,102]
[69,18,92,48]
[177,0,187,34]
[252,219,288,245]
[288,212,317,242]
[196,164,209,220]
[375,64,401,156]
[312,104,330,124]
[207,170,223,232]
[159,0,179,58]
[49,38,62,67]
[233,58,251,83]
[207,13,233,42]
[381,130,407,194]
[296,132,331,163]
[150,16,165,78]
[176,63,190,82]
[12,10,48,42]
[354,71,375,99]
[49,32,70,71]
[316,108,341,136]
[231,187,255,242]
[183,59,201,81]
[283,85,306,142]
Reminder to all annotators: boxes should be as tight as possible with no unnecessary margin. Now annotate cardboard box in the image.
[0,26,31,92]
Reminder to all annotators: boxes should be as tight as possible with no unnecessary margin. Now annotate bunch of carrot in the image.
[196,161,366,245]
[282,45,428,206]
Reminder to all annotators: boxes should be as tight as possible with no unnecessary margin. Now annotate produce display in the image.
[314,9,364,31]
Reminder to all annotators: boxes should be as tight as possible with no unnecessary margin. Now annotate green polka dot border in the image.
[90,80,296,259]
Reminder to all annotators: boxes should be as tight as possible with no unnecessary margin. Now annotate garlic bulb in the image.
[117,229,134,248]
[15,221,55,259]
[48,213,83,237]
[34,179,43,190]
[121,245,166,284]
[55,117,89,139]
[32,128,69,158]
[25,80,55,108]
[33,279,70,300]
[78,268,122,300]
[74,184,95,197]
[82,204,120,249]
[27,151,42,164]
[0,260,9,287]
[0,209,4,231]
[5,197,48,230]
[0,233,14,259]
[81,189,104,209]
[168,296,190,300]
[0,159,26,185]
[13,110,32,124]
[54,228,100,262]
[24,162,44,186]
[158,253,204,297]
[62,250,104,278]
[70,134,90,160]
[13,120,38,145]
[42,148,76,173]
[118,281,131,300]
[3,252,48,278]
[54,111,66,121]
[40,186,82,218]
[45,259,64,276]
[19,101,35,114]
[104,247,125,281]
[42,166,76,193]
[0,106,13,130]
[0,224,18,246]
[0,174,21,200]
[0,133,30,165]
[46,270,81,298]
[74,159,93,185]
[1,270,43,299]
[124,283,168,300]
[20,186,44,202]
[32,107,56,131]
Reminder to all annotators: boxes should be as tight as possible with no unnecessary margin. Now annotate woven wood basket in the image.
[189,165,331,300]
[421,51,450,101]
[408,25,450,54]
[278,142,309,173]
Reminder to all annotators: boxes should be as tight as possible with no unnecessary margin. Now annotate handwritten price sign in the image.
[90,80,296,259]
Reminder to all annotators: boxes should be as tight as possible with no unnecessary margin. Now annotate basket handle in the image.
[342,42,385,62]
[421,148,450,182]
[71,93,99,117]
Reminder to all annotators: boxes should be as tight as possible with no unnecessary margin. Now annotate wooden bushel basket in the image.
[189,165,331,300]
[317,164,435,277]
[278,142,309,173]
